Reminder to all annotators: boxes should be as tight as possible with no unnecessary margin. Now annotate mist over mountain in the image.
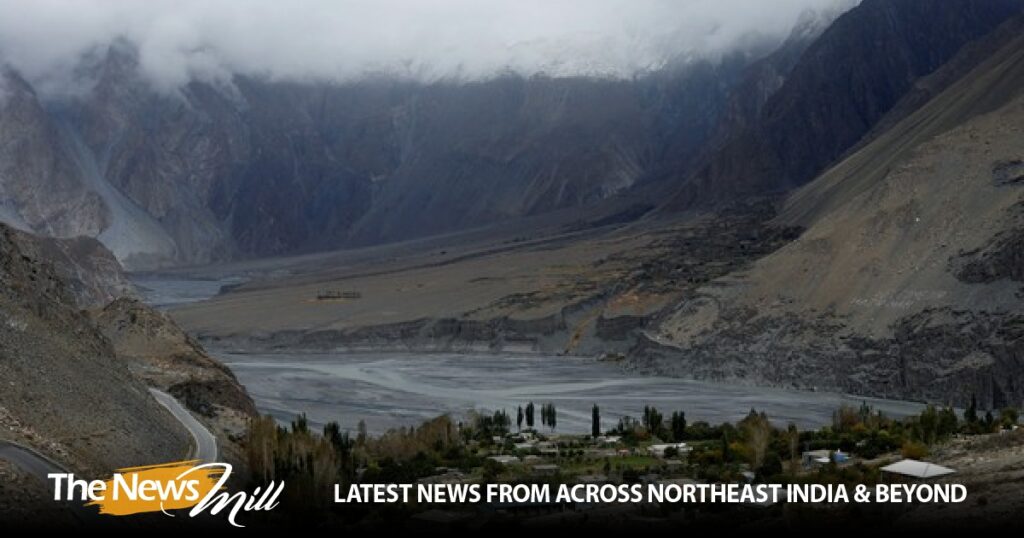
[0,1,856,267]
[1,0,1021,269]
[0,0,850,93]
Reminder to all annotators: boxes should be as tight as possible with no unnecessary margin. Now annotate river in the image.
[133,274,926,435]
[216,351,925,435]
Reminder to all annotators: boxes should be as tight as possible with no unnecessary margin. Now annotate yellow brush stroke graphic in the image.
[86,460,225,516]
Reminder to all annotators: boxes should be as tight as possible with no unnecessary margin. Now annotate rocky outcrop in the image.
[0,70,108,240]
[6,229,136,308]
[90,298,257,464]
[0,223,188,475]
[629,307,1024,410]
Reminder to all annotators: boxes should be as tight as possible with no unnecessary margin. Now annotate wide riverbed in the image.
[217,351,926,435]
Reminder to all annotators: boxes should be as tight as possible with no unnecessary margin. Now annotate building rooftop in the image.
[880,459,955,479]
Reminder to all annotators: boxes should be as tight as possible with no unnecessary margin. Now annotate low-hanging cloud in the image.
[0,0,855,92]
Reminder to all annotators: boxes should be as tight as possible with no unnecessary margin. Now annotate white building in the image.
[880,459,955,479]
[647,442,690,458]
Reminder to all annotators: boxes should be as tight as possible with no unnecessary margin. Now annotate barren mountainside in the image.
[664,0,1024,207]
[0,223,188,475]
[637,19,1024,409]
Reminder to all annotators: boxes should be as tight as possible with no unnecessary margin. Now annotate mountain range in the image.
[4,0,1020,270]
[2,0,1024,412]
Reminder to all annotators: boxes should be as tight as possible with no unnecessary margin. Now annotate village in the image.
[245,398,1022,527]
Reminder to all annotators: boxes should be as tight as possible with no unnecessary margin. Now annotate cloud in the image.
[0,0,855,92]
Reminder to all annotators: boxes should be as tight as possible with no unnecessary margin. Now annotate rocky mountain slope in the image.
[90,298,257,465]
[0,4,865,269]
[2,49,753,268]
[664,0,1024,207]
[7,1,1015,271]
[636,15,1024,409]
[8,229,136,308]
[0,223,188,476]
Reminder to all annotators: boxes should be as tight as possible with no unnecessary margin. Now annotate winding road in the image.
[0,442,66,479]
[0,388,218,520]
[0,442,95,522]
[148,388,218,463]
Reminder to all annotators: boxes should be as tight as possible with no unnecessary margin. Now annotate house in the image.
[489,455,520,465]
[647,443,690,458]
[880,459,955,480]
[802,449,832,467]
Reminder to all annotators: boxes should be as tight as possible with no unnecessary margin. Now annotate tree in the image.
[517,406,524,431]
[786,423,800,474]
[324,422,355,481]
[357,419,368,446]
[642,405,664,438]
[740,409,772,470]
[592,404,601,438]
[526,402,535,429]
[937,407,958,438]
[494,409,511,435]
[902,440,928,459]
[965,394,978,424]
[670,411,687,442]
[538,403,556,431]
[1000,407,1019,429]
[919,405,939,444]
[291,413,309,434]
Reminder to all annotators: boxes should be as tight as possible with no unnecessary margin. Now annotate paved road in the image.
[0,442,65,478]
[0,389,216,525]
[149,388,218,463]
[0,442,94,522]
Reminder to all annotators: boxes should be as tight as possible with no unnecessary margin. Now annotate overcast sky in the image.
[0,0,855,91]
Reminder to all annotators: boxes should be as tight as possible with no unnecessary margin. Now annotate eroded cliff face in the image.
[0,70,108,240]
[8,229,136,308]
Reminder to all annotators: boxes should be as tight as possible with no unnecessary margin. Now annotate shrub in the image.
[901,440,929,459]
